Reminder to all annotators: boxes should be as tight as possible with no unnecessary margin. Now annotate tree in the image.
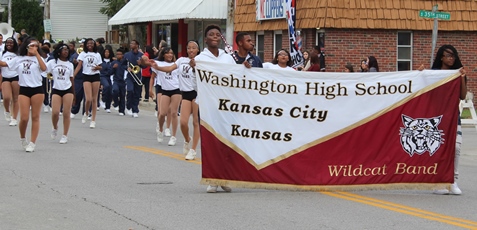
[99,0,144,45]
[99,0,127,17]
[2,0,44,39]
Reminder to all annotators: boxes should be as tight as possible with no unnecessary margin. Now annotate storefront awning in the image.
[108,0,228,25]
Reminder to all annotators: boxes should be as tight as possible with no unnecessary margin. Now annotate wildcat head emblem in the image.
[399,115,444,157]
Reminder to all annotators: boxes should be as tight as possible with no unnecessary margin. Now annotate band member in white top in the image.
[1,37,19,126]
[73,38,102,128]
[150,47,181,146]
[148,51,172,137]
[189,25,235,193]
[47,43,75,144]
[147,40,201,160]
[0,37,47,152]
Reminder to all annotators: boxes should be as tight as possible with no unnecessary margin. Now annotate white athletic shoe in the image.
[51,128,57,139]
[156,131,163,143]
[168,136,177,146]
[59,135,68,144]
[450,182,462,195]
[25,142,36,152]
[114,106,119,111]
[183,137,191,154]
[4,111,11,121]
[9,119,18,126]
[43,105,50,113]
[126,109,132,116]
[206,185,218,193]
[81,114,88,124]
[132,113,139,118]
[100,101,106,109]
[89,121,96,129]
[21,138,29,150]
[185,149,196,160]
[119,112,125,116]
[105,109,111,113]
[70,113,76,119]
[164,128,171,137]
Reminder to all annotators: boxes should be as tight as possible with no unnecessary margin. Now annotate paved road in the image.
[1,103,476,230]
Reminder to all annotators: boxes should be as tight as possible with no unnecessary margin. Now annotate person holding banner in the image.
[430,45,467,195]
[233,32,263,68]
[189,24,235,193]
[264,49,294,70]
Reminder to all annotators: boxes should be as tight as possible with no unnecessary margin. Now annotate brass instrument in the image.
[76,47,83,54]
[46,73,53,95]
[128,62,143,86]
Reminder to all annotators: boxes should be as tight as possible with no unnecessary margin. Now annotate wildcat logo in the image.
[399,115,444,157]
[57,68,66,76]
[23,62,32,70]
[87,58,94,64]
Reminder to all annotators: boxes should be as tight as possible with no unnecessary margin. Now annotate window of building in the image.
[274,30,282,54]
[256,31,264,61]
[397,32,413,71]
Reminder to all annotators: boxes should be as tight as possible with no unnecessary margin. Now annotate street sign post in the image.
[419,5,451,68]
[419,10,451,20]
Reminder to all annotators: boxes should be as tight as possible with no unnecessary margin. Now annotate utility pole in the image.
[7,0,11,26]
[430,4,438,68]
[43,0,51,40]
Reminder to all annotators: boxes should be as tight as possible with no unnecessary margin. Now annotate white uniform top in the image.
[6,56,46,87]
[47,59,74,90]
[150,60,162,86]
[263,62,295,71]
[77,51,102,75]
[194,48,236,104]
[175,57,195,92]
[154,61,179,91]
[41,57,48,78]
[0,51,18,78]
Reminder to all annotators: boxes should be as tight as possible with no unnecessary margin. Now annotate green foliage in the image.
[2,0,44,39]
[99,0,127,17]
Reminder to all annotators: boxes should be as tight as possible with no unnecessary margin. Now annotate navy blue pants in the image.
[126,77,142,113]
[112,81,126,113]
[100,77,112,109]
[71,76,85,115]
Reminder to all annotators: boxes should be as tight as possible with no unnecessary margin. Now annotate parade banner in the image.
[196,61,461,191]
[285,0,303,68]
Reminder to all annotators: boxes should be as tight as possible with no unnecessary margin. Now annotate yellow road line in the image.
[322,191,477,229]
[126,145,477,229]
[124,146,202,165]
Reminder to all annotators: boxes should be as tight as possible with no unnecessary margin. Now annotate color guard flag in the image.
[196,61,461,191]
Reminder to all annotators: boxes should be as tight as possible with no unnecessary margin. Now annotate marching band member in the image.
[99,46,114,113]
[69,40,85,119]
[0,37,47,152]
[111,48,127,116]
[189,24,235,193]
[1,37,19,126]
[47,42,74,144]
[148,51,172,136]
[73,38,102,128]
[123,40,144,118]
[149,47,180,145]
[147,41,200,159]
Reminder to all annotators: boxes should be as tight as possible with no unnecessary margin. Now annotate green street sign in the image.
[419,10,451,20]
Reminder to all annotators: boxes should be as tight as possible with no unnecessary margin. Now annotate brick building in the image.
[234,0,477,100]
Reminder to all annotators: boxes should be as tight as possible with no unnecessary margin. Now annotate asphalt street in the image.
[1,101,476,230]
